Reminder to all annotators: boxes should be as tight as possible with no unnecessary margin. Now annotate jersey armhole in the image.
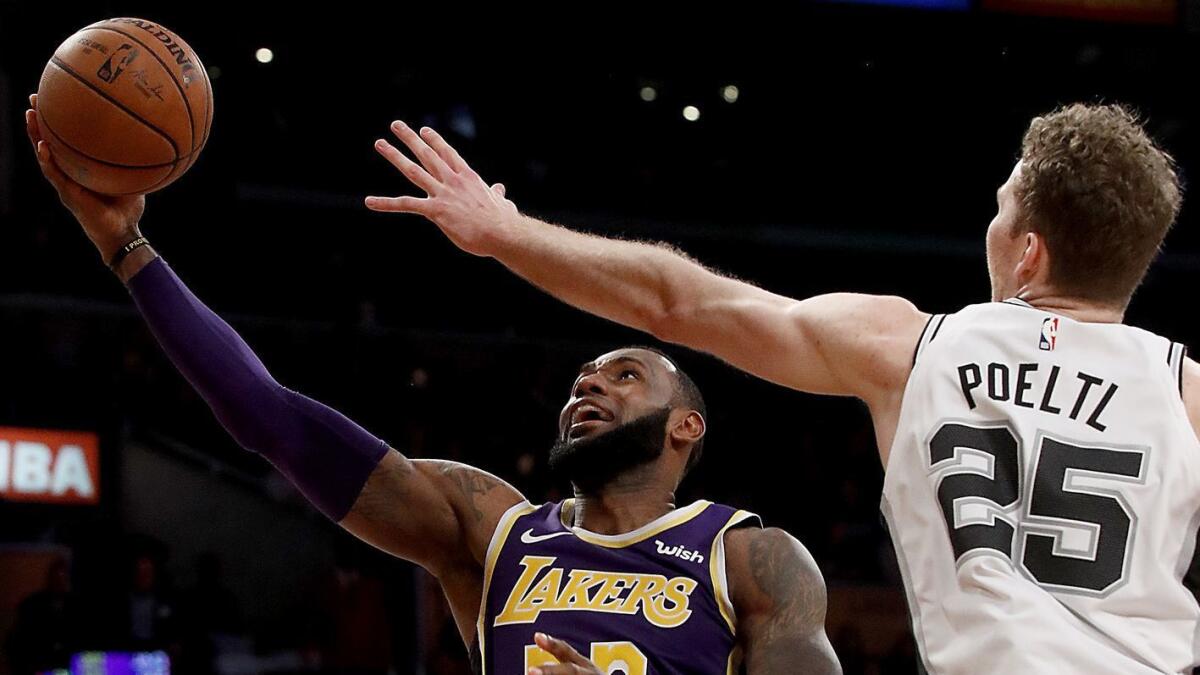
[475,500,537,674]
[911,314,947,369]
[1169,342,1188,397]
[709,510,763,635]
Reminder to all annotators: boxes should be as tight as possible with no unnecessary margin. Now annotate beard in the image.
[549,407,671,493]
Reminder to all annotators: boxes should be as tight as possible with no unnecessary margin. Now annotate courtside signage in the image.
[0,427,100,505]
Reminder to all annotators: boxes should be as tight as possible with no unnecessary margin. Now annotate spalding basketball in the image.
[36,18,213,195]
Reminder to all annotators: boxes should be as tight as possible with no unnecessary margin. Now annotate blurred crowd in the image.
[5,542,401,675]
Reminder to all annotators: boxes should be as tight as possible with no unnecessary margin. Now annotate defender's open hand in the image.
[365,121,519,257]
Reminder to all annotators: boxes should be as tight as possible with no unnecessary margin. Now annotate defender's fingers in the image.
[364,195,432,215]
[375,139,438,194]
[390,120,452,181]
[419,126,471,174]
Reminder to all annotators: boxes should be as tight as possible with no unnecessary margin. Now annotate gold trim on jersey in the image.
[726,646,739,675]
[476,500,537,675]
[556,499,714,548]
[710,509,758,634]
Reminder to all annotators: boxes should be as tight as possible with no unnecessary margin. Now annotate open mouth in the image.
[566,401,615,437]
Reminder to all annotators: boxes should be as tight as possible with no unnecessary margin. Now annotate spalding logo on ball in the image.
[37,18,213,196]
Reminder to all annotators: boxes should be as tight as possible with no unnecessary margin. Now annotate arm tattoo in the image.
[441,463,505,523]
[749,533,827,634]
[746,530,840,674]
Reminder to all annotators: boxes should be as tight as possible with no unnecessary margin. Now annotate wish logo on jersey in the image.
[494,555,699,628]
[655,540,705,564]
[1040,317,1059,351]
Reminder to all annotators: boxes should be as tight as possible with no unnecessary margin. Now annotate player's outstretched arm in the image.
[1180,359,1200,440]
[725,527,842,675]
[26,100,524,580]
[366,123,927,409]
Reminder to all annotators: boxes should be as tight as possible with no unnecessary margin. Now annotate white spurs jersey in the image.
[882,299,1200,674]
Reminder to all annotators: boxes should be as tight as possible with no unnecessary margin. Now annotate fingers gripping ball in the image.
[36,18,213,195]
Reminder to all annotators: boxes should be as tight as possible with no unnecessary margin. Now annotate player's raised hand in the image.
[365,121,519,257]
[526,632,603,675]
[26,94,145,261]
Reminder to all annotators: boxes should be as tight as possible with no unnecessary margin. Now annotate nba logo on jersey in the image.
[1039,317,1058,351]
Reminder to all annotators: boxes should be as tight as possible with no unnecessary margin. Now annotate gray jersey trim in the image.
[881,496,938,675]
[1169,342,1187,396]
[913,314,947,367]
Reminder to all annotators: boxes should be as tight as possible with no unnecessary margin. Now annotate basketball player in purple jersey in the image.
[25,99,839,675]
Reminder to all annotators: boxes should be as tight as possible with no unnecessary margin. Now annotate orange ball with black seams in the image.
[36,18,213,196]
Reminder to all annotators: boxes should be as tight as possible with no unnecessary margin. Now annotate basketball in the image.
[36,18,213,196]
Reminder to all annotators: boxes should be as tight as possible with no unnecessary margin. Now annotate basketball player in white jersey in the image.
[367,104,1195,673]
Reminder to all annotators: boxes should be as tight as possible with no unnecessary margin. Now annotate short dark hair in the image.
[1016,103,1183,304]
[628,346,707,475]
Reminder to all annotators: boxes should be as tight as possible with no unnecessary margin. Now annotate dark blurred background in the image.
[2,0,1199,673]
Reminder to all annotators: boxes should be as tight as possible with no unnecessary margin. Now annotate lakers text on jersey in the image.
[477,499,760,675]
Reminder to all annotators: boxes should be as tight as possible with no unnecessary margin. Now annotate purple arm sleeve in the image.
[126,257,389,521]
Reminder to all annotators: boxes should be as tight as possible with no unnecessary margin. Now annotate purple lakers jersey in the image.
[477,499,760,675]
